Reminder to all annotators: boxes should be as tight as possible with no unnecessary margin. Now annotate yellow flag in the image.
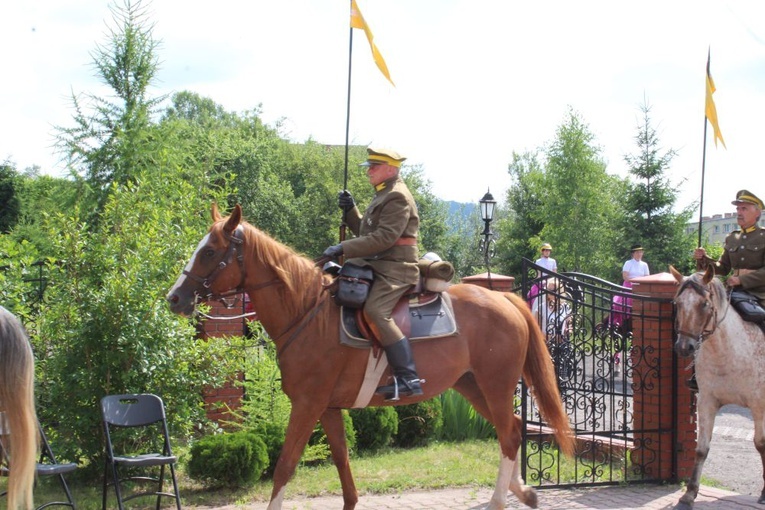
[350,0,394,86]
[705,52,726,149]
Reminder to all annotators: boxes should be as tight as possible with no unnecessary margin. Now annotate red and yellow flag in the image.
[705,51,726,149]
[350,0,394,86]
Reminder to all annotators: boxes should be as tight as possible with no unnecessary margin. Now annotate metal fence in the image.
[516,258,677,488]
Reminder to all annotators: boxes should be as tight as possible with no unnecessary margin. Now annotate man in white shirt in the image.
[536,243,557,273]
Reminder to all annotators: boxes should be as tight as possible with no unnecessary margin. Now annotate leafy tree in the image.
[34,162,235,470]
[56,0,164,214]
[10,173,80,254]
[495,151,546,278]
[539,109,624,277]
[0,162,21,233]
[621,100,696,275]
[401,164,450,257]
[440,203,485,279]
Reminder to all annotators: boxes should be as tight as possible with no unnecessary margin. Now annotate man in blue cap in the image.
[322,147,422,400]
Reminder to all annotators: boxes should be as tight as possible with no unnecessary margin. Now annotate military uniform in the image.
[696,189,765,306]
[342,175,420,346]
[325,146,423,400]
[698,225,765,305]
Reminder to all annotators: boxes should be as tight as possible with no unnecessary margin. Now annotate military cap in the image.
[359,147,407,168]
[630,244,644,252]
[540,243,552,251]
[732,189,764,209]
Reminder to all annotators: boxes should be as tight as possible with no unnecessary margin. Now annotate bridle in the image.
[674,277,731,344]
[182,227,278,319]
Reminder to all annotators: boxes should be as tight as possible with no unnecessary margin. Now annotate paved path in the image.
[193,484,763,509]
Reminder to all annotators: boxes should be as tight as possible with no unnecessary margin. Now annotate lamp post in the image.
[478,189,496,287]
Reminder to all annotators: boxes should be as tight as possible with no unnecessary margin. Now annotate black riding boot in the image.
[376,337,424,401]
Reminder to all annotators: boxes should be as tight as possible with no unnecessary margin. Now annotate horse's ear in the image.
[223,204,242,235]
[702,264,715,285]
[211,203,221,221]
[669,265,684,285]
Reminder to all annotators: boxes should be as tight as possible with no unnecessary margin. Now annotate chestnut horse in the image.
[670,265,765,509]
[167,204,573,510]
[0,306,38,510]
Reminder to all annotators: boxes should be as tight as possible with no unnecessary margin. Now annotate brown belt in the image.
[734,268,755,276]
[394,237,417,246]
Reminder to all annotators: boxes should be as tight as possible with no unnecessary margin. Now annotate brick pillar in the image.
[200,296,249,426]
[461,272,515,291]
[629,273,694,482]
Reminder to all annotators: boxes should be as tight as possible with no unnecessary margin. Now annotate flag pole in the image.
[697,108,708,248]
[339,0,355,250]
[343,1,353,194]
[698,47,712,248]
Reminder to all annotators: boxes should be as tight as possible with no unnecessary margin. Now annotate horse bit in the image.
[182,227,274,320]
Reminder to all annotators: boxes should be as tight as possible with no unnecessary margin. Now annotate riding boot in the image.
[686,367,699,392]
[375,337,424,401]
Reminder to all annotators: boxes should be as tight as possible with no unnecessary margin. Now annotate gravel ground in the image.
[703,404,763,497]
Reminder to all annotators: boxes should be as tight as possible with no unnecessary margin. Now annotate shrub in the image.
[394,398,443,448]
[188,431,269,487]
[304,410,356,465]
[439,389,496,441]
[349,406,398,451]
[253,421,286,477]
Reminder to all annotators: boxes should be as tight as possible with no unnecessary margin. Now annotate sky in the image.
[2,0,765,218]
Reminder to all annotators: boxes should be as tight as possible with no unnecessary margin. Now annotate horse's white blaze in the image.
[168,233,209,294]
[489,452,514,509]
[267,486,285,510]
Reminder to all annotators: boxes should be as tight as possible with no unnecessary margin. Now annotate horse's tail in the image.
[0,309,38,510]
[503,292,575,457]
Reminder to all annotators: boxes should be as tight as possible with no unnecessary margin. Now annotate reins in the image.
[675,277,731,343]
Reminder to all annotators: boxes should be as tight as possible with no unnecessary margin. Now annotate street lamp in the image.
[478,189,496,263]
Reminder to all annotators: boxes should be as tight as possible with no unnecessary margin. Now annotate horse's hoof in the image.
[758,490,765,504]
[673,501,693,510]
[522,489,538,508]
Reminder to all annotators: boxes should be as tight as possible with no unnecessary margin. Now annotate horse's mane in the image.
[221,220,325,318]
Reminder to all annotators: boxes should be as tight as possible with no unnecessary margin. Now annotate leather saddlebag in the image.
[334,263,374,309]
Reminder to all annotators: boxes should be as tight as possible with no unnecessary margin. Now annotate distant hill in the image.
[446,200,476,222]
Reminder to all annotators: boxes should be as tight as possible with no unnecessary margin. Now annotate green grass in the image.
[16,440,517,509]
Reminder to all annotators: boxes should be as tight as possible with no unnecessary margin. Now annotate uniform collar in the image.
[743,224,758,234]
[375,176,399,193]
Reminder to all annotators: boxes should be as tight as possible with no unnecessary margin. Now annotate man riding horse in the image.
[691,189,765,390]
[322,147,423,400]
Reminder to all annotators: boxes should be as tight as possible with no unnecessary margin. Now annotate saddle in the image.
[329,256,458,348]
[340,291,458,348]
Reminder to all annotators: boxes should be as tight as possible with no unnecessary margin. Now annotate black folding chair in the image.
[100,394,181,510]
[0,414,78,509]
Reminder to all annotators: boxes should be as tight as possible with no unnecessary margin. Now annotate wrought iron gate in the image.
[516,258,677,488]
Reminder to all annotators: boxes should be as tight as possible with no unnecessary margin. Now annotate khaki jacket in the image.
[341,176,419,284]
[700,225,765,303]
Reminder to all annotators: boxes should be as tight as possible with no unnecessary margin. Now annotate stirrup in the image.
[376,376,424,402]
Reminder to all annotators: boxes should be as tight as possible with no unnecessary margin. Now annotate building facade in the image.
[686,212,765,246]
